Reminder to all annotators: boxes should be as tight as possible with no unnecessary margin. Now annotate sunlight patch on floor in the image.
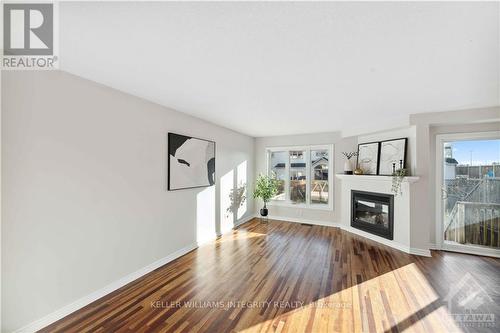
[237,263,462,332]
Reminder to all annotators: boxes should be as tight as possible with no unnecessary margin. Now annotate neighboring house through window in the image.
[266,145,333,210]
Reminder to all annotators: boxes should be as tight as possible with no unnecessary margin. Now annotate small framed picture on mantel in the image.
[378,138,407,175]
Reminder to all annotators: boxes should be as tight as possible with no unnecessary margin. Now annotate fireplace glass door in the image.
[351,191,394,240]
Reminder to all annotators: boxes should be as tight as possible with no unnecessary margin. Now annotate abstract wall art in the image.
[168,133,215,190]
[379,138,407,175]
[357,142,380,175]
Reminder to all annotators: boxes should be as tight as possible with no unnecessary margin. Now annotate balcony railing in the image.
[444,201,500,248]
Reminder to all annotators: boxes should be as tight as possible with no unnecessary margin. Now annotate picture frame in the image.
[168,132,216,191]
[357,141,380,175]
[378,138,407,175]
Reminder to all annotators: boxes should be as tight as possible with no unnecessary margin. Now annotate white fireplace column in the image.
[336,174,428,256]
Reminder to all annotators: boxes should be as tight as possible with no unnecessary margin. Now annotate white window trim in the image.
[266,144,334,211]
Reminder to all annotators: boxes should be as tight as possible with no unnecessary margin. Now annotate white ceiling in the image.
[59,2,499,137]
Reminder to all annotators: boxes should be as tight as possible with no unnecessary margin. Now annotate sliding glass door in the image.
[437,132,500,257]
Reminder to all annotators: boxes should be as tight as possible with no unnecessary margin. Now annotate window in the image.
[267,145,333,210]
[270,151,287,200]
[311,149,329,204]
[290,150,306,203]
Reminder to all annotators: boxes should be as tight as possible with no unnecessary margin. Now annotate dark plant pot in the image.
[260,204,268,217]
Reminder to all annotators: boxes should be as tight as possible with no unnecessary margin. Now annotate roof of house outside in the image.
[273,157,328,169]
[274,163,306,168]
[312,157,328,166]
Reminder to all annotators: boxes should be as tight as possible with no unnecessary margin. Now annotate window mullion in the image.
[306,149,311,206]
[285,150,290,202]
[266,150,270,177]
[329,145,334,209]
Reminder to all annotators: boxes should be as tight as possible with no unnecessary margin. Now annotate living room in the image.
[1,1,499,332]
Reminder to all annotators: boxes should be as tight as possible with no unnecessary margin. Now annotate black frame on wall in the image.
[378,137,408,176]
[356,137,408,176]
[356,141,380,175]
[167,132,216,191]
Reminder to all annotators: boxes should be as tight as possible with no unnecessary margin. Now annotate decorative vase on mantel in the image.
[342,151,358,175]
[344,159,353,175]
[353,167,363,175]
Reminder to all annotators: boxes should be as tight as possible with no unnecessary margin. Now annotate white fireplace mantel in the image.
[336,173,430,257]
[335,174,420,183]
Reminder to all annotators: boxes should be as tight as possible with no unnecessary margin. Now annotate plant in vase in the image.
[391,168,407,196]
[342,152,358,175]
[253,174,279,219]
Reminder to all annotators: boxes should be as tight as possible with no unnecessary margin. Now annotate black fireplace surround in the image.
[351,190,394,240]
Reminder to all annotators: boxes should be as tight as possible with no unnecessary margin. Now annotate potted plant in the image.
[253,174,279,218]
[391,168,407,196]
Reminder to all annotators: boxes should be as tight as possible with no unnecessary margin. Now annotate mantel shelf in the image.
[335,174,420,183]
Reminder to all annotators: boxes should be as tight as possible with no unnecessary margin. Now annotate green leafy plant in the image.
[253,174,279,204]
[391,168,407,196]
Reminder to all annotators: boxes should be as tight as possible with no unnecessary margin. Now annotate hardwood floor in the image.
[39,219,500,333]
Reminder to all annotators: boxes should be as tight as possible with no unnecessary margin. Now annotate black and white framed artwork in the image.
[168,133,216,191]
[378,138,407,175]
[357,142,380,175]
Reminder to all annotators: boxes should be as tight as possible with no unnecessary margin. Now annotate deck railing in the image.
[444,201,500,248]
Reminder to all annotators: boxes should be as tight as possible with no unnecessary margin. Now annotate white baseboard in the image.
[409,247,432,257]
[233,214,257,228]
[341,225,409,253]
[428,243,440,250]
[440,243,500,258]
[267,214,339,228]
[197,215,257,246]
[13,243,198,333]
[263,215,431,257]
[339,225,432,257]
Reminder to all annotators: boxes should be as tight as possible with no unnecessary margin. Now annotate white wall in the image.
[254,132,357,224]
[1,71,255,332]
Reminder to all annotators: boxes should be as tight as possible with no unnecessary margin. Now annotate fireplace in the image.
[351,190,394,240]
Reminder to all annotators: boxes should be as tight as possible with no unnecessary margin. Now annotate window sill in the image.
[267,200,334,211]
